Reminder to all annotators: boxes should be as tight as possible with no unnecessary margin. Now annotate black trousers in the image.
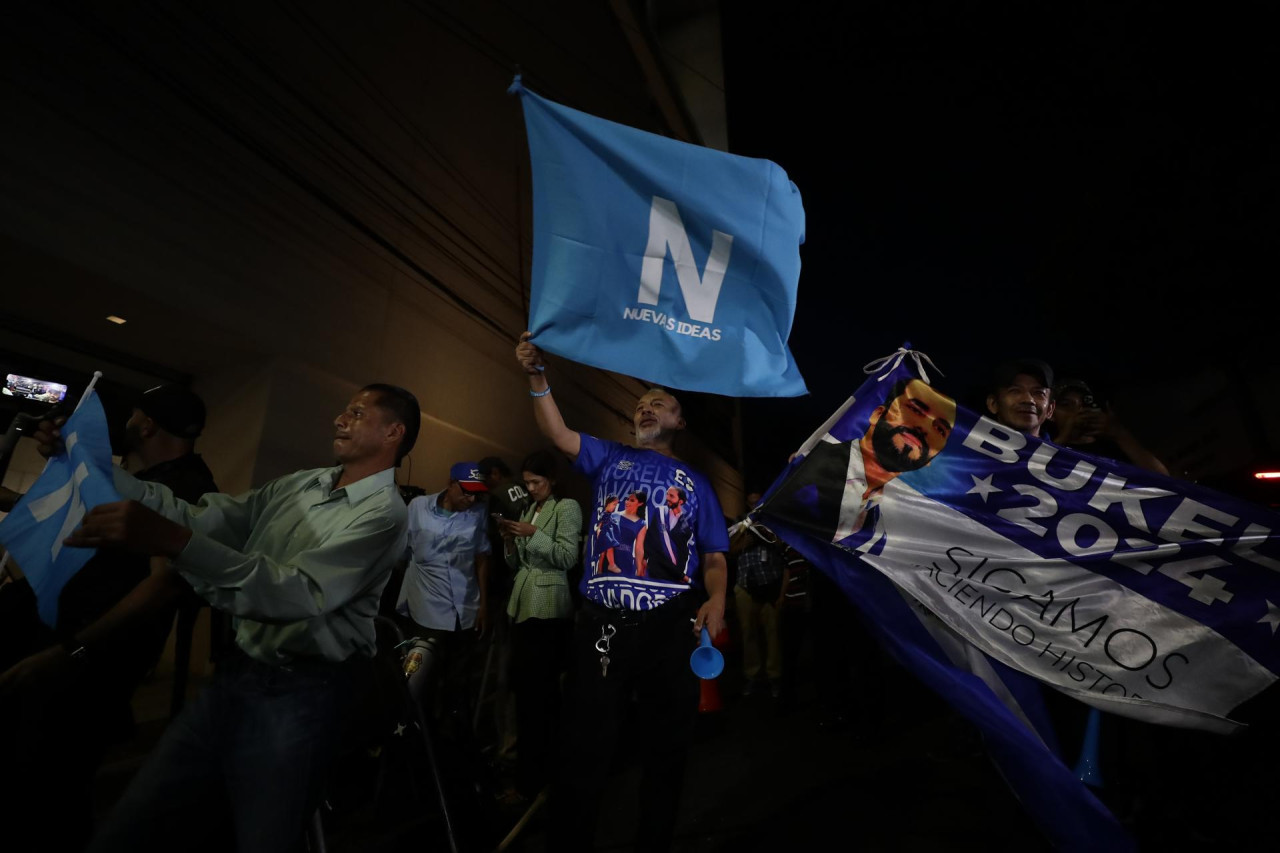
[550,597,701,853]
[509,616,572,797]
[777,599,809,709]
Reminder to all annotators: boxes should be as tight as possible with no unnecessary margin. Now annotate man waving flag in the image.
[509,77,807,397]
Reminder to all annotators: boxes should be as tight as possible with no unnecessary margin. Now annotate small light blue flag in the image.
[0,392,120,626]
[510,77,808,397]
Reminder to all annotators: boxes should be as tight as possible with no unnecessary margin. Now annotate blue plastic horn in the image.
[1074,707,1104,788]
[689,627,724,680]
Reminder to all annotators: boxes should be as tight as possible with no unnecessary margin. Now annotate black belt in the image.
[222,644,368,674]
[581,594,700,627]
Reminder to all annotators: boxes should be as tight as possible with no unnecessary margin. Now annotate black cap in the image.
[478,456,510,479]
[990,359,1054,394]
[1053,378,1093,399]
[137,384,206,439]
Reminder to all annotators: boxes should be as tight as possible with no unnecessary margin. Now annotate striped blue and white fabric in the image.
[756,349,1280,849]
[0,392,119,626]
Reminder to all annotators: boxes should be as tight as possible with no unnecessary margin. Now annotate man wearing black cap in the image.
[0,384,218,852]
[1050,378,1169,475]
[477,457,527,632]
[477,456,527,760]
[479,457,529,612]
[64,385,218,644]
[986,358,1056,438]
[122,383,214,478]
[481,456,529,525]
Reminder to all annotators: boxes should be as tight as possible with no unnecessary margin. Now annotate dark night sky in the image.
[720,4,1277,491]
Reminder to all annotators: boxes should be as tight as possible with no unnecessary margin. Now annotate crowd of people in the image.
[0,338,1180,852]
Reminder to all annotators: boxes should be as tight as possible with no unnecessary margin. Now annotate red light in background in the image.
[1254,472,1280,480]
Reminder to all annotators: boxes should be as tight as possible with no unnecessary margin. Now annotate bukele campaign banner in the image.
[759,349,1280,733]
[509,77,807,397]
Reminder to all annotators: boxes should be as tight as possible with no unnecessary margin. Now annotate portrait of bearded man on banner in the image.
[766,377,958,546]
[840,377,957,537]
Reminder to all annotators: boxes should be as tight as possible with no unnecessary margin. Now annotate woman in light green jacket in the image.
[497,449,581,799]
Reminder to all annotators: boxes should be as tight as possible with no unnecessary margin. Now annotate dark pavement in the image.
[96,621,1050,852]
[95,612,1277,852]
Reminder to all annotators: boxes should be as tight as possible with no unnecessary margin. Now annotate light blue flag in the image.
[510,77,808,397]
[0,392,120,626]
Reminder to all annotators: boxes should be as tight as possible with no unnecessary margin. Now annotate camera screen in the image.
[3,373,68,403]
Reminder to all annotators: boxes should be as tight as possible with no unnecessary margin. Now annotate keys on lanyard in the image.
[595,623,616,678]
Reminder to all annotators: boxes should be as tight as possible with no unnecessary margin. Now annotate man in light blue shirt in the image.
[397,460,492,639]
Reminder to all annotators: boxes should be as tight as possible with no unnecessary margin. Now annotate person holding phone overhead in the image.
[1049,378,1169,475]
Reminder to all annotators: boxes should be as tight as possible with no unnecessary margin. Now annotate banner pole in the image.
[73,371,103,412]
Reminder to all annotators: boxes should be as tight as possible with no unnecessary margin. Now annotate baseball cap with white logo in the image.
[450,461,489,493]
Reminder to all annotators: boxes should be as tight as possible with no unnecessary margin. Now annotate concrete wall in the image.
[0,439,46,500]
[1,1,744,511]
[191,351,743,518]
[0,2,743,717]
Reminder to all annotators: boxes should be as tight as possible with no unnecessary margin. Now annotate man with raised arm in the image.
[515,331,729,853]
[47,383,419,853]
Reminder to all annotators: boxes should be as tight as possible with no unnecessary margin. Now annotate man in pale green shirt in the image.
[54,383,421,853]
[109,461,405,664]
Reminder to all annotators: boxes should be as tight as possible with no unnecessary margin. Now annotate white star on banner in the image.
[967,474,1002,503]
[1259,601,1280,636]
[394,722,407,737]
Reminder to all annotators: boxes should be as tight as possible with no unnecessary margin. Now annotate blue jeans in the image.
[90,651,369,853]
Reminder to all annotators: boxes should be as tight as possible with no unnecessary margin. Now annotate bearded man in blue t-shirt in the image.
[515,332,728,852]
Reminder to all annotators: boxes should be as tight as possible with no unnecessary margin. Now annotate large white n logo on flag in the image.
[637,196,734,323]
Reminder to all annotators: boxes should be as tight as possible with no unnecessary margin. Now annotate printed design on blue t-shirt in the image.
[591,496,623,574]
[592,491,648,576]
[614,513,645,574]
[575,435,729,611]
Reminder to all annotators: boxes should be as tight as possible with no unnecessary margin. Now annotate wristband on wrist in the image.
[529,385,551,398]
